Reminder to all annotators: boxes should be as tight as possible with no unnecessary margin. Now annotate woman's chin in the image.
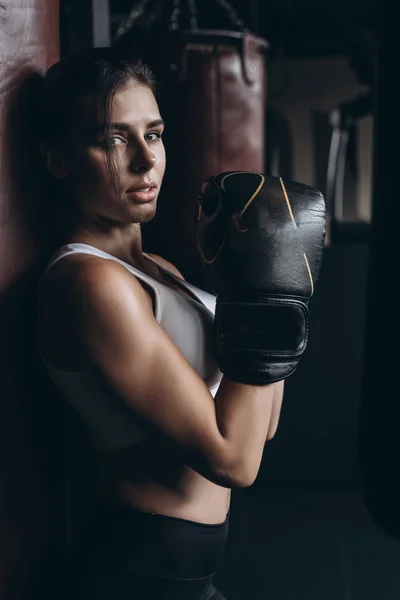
[131,200,157,223]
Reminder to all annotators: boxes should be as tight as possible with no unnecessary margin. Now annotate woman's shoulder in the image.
[42,252,126,287]
[38,254,154,371]
[41,253,152,314]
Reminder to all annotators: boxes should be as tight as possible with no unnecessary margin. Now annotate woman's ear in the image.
[40,142,68,179]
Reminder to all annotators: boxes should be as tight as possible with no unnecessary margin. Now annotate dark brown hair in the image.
[41,47,155,145]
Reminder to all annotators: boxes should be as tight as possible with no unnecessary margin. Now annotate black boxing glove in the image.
[196,171,326,385]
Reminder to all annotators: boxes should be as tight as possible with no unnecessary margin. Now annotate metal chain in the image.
[113,0,155,41]
[214,0,244,29]
[114,0,243,40]
[169,0,182,30]
[145,0,170,29]
[187,0,199,30]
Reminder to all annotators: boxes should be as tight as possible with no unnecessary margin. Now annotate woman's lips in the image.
[126,187,157,203]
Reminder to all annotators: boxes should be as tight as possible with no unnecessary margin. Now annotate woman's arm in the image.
[73,260,283,488]
[149,254,285,442]
[268,380,284,440]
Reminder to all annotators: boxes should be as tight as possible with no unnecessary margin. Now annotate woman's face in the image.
[60,79,166,225]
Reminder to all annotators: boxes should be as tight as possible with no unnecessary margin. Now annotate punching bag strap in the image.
[239,32,268,85]
[210,0,264,86]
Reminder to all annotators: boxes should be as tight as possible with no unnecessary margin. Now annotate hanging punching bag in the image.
[115,1,268,288]
[0,2,59,598]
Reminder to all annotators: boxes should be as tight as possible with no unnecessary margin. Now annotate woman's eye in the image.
[98,136,125,148]
[109,136,124,146]
[146,131,162,142]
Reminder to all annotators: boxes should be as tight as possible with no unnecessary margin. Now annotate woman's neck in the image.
[68,223,146,269]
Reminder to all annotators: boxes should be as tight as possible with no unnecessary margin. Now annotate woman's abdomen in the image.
[97,444,230,525]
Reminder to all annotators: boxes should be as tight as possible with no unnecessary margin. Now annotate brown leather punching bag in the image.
[117,24,268,287]
[0,2,59,599]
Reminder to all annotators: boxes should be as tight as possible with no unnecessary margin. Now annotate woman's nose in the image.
[130,144,157,173]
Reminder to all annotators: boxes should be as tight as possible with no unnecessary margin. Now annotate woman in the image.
[37,47,284,599]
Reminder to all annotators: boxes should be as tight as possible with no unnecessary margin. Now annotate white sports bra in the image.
[40,243,222,451]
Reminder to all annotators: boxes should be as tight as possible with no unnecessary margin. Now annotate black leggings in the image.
[67,503,229,599]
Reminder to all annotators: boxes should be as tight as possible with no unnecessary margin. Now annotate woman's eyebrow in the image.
[110,119,165,131]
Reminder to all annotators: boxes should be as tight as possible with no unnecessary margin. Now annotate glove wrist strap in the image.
[215,295,309,358]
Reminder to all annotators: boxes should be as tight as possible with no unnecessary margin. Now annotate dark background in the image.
[3,1,398,599]
[62,0,377,84]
